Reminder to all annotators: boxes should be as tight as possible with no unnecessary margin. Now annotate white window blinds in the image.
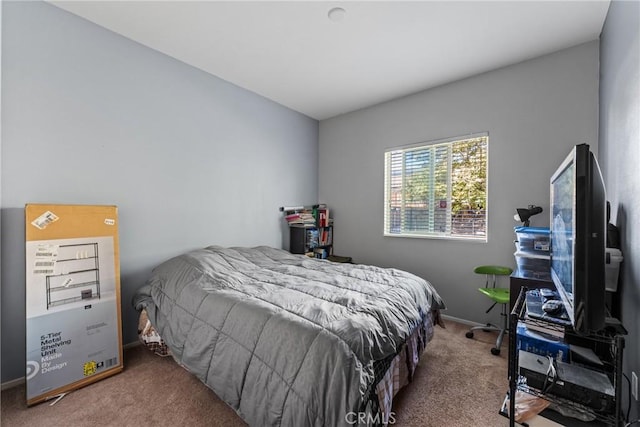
[384,134,488,240]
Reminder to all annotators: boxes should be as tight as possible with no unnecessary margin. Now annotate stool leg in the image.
[490,303,508,356]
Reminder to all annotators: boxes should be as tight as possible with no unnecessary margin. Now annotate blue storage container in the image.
[514,226,550,255]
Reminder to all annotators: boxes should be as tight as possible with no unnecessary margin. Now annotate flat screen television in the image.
[549,143,606,334]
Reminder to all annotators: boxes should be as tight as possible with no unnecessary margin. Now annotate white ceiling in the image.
[49,1,611,120]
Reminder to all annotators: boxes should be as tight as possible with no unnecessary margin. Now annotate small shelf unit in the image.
[507,287,626,427]
[289,223,333,258]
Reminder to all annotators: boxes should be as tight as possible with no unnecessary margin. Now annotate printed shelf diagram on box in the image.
[45,243,101,309]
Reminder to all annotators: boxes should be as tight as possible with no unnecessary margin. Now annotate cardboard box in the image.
[25,204,123,406]
[516,322,568,362]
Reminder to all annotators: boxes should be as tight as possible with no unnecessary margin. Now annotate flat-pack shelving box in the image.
[25,204,123,406]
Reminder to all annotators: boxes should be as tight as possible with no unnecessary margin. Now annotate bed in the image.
[132,245,445,427]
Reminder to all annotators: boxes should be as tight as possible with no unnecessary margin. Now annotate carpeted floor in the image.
[1,319,509,426]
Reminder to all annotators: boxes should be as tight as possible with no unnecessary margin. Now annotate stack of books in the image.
[284,211,316,226]
[306,229,319,248]
[318,227,332,246]
[313,248,329,259]
[316,206,330,227]
[283,205,332,228]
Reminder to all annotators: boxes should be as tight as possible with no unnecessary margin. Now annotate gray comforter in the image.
[133,246,444,427]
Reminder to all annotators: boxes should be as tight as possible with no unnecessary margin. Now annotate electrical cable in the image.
[542,355,557,394]
[624,419,639,427]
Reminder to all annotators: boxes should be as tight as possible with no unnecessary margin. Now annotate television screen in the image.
[550,162,574,301]
[550,144,606,333]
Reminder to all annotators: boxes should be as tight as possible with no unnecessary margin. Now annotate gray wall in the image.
[1,1,318,383]
[599,0,640,420]
[319,41,599,327]
[0,0,3,389]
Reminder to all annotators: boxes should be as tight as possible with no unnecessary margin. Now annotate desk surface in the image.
[509,270,554,312]
[512,267,552,282]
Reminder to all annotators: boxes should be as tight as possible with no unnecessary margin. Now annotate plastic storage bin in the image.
[605,248,623,292]
[514,226,550,255]
[514,251,550,275]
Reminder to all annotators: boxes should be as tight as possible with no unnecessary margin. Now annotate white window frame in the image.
[384,133,488,241]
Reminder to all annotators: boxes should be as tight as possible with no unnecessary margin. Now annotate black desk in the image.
[509,268,554,311]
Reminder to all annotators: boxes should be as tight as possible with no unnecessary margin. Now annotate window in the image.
[384,134,488,240]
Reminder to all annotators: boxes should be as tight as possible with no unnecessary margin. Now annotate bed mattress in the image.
[133,245,444,426]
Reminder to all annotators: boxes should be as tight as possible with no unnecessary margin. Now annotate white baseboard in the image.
[1,376,24,391]
[440,313,484,327]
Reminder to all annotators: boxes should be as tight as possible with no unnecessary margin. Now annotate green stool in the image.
[465,265,513,356]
